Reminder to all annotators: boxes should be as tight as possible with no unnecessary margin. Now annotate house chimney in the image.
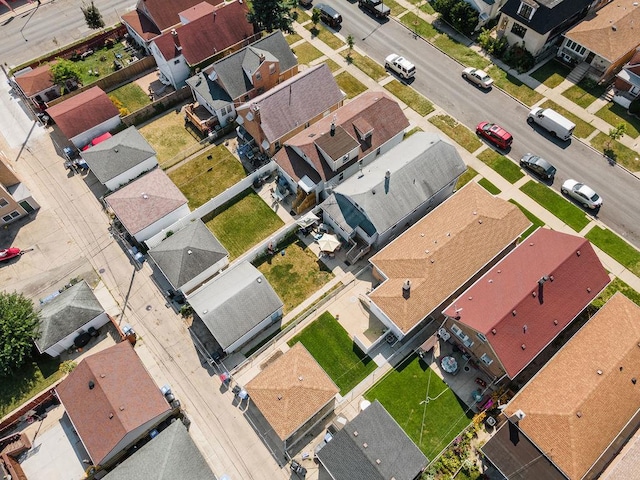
[384,170,391,194]
[402,279,411,299]
[259,53,265,63]
[171,29,181,50]
[512,409,526,422]
[330,120,336,137]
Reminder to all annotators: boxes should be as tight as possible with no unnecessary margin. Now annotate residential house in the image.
[320,132,466,262]
[441,228,610,382]
[34,280,109,357]
[236,64,345,155]
[150,1,256,89]
[184,30,298,132]
[557,0,640,82]
[246,343,339,451]
[615,48,640,100]
[46,86,120,148]
[496,0,593,59]
[468,0,510,29]
[274,92,409,214]
[55,341,173,468]
[317,400,428,480]
[102,421,216,480]
[367,182,530,344]
[80,126,158,191]
[148,219,229,295]
[482,292,640,480]
[104,169,190,243]
[12,61,72,111]
[0,153,39,225]
[187,261,283,354]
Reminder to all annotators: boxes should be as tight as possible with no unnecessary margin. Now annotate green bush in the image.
[502,43,534,72]
[432,0,479,35]
[629,98,640,116]
[477,29,508,56]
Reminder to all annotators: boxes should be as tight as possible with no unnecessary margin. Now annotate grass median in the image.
[385,80,434,116]
[477,149,524,183]
[341,50,387,81]
[595,102,640,139]
[400,12,438,39]
[488,66,544,107]
[590,132,640,172]
[540,100,595,139]
[586,226,640,277]
[305,24,345,50]
[429,114,482,152]
[432,34,490,70]
[520,180,590,232]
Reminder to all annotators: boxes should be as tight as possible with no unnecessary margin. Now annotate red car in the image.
[476,121,513,150]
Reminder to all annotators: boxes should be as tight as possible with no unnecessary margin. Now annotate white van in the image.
[527,107,575,141]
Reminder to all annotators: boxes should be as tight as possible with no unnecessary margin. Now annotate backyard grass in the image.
[530,60,570,89]
[586,226,640,277]
[590,132,640,172]
[520,181,589,232]
[429,115,482,152]
[341,50,387,81]
[384,80,434,116]
[400,12,438,39]
[595,102,640,138]
[286,33,303,45]
[404,126,424,138]
[508,199,544,240]
[488,66,544,107]
[291,41,324,65]
[139,108,200,163]
[0,356,63,418]
[288,311,377,395]
[168,145,245,209]
[432,34,491,70]
[325,58,342,72]
[365,355,473,459]
[335,71,367,99]
[477,149,524,183]
[255,238,333,314]
[478,177,501,194]
[305,24,346,50]
[561,79,607,109]
[203,189,284,259]
[455,167,478,189]
[108,83,151,113]
[591,277,640,309]
[380,0,406,16]
[74,43,135,85]
[540,100,596,139]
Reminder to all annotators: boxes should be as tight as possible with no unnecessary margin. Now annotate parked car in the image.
[527,107,575,141]
[462,67,493,89]
[561,179,602,209]
[385,54,415,79]
[476,121,513,150]
[520,153,556,180]
[315,3,342,27]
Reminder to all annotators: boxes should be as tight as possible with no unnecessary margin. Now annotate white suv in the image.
[385,54,415,79]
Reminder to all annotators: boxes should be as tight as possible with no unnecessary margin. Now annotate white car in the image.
[462,67,493,89]
[385,54,415,79]
[561,179,603,209]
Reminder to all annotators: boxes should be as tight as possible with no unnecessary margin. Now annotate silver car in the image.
[462,67,493,89]
[561,179,603,209]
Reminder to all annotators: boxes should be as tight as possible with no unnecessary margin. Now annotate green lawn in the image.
[286,33,303,45]
[520,181,590,232]
[488,66,544,107]
[404,126,424,138]
[335,71,368,99]
[456,167,478,189]
[0,356,64,417]
[294,7,312,24]
[590,132,640,172]
[429,115,482,152]
[539,100,596,139]
[419,2,435,14]
[384,80,434,116]
[108,83,151,113]
[477,149,524,183]
[341,50,387,81]
[595,102,640,138]
[325,58,342,73]
[561,79,607,109]
[400,12,438,39]
[255,238,334,314]
[291,41,324,65]
[75,44,135,86]
[530,60,570,88]
[365,355,473,459]
[203,190,284,259]
[432,35,491,70]
[591,277,640,309]
[168,145,245,209]
[288,312,377,395]
[139,109,200,163]
[478,177,501,194]
[508,199,544,240]
[586,226,640,277]
[305,23,346,50]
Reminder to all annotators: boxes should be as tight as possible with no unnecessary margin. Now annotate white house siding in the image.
[132,204,191,243]
[180,256,229,294]
[43,312,110,357]
[151,43,190,89]
[225,307,283,353]
[70,116,121,149]
[104,157,159,191]
[499,15,548,56]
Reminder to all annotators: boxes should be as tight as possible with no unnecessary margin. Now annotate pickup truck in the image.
[358,0,390,18]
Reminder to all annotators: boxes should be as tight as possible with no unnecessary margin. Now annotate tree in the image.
[81,1,105,30]
[247,0,297,34]
[608,122,626,147]
[0,292,40,377]
[346,34,355,63]
[50,59,83,94]
[311,7,321,33]
[432,0,479,36]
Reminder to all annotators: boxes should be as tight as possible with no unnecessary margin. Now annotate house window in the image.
[511,23,527,38]
[517,2,535,20]
[477,332,487,343]
[0,198,7,207]
[269,64,276,75]
[305,122,310,128]
[451,324,474,348]
[255,72,262,81]
[2,211,20,223]
[173,58,180,65]
[275,140,281,149]
[565,39,586,56]
[480,353,493,366]
[338,172,344,181]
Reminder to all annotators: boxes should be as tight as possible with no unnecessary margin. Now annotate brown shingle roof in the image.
[56,342,171,465]
[313,125,360,161]
[121,10,162,42]
[246,343,339,440]
[105,169,187,236]
[46,87,119,140]
[14,63,55,97]
[504,293,640,479]
[135,0,223,31]
[369,182,530,334]
[565,0,640,61]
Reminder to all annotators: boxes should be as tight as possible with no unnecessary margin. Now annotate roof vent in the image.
[587,287,591,293]
[376,459,381,464]
[553,319,558,325]
[363,443,368,448]
[521,344,526,350]
[109,412,114,419]
[114,148,119,153]
[612,25,617,31]
[187,250,192,255]
[353,431,358,437]
[468,296,473,301]
[576,411,583,418]
[576,250,581,256]
[549,275,554,281]
[531,291,536,297]
[142,193,149,199]
[491,328,497,335]
[403,280,411,299]
[420,233,425,237]
[298,375,304,381]
[633,378,637,385]
[523,325,527,333]
[497,270,501,274]
[257,278,262,283]
[597,370,603,375]
[488,279,493,283]
[473,211,477,215]
[513,409,526,421]
[88,380,95,390]
[478,219,483,224]
[119,405,125,411]
[277,395,282,400]
[100,373,105,378]
[529,242,534,246]
[512,310,517,316]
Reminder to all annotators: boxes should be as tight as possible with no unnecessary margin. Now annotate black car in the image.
[520,153,556,180]
[315,3,342,27]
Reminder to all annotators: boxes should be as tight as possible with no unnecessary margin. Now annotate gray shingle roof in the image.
[321,132,466,237]
[317,400,428,480]
[36,280,104,352]
[187,262,283,350]
[148,219,228,290]
[500,0,593,35]
[103,420,216,480]
[80,126,156,184]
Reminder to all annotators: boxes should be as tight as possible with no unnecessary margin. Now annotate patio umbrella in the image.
[296,211,319,229]
[317,233,341,253]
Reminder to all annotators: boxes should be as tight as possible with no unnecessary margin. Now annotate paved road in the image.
[322,0,640,247]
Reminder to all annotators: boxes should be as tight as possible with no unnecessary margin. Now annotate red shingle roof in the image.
[56,342,171,465]
[14,63,55,97]
[121,10,161,42]
[444,228,610,379]
[46,87,119,140]
[135,0,223,31]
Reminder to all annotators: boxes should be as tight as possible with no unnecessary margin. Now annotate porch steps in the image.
[567,62,590,84]
[601,87,616,102]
